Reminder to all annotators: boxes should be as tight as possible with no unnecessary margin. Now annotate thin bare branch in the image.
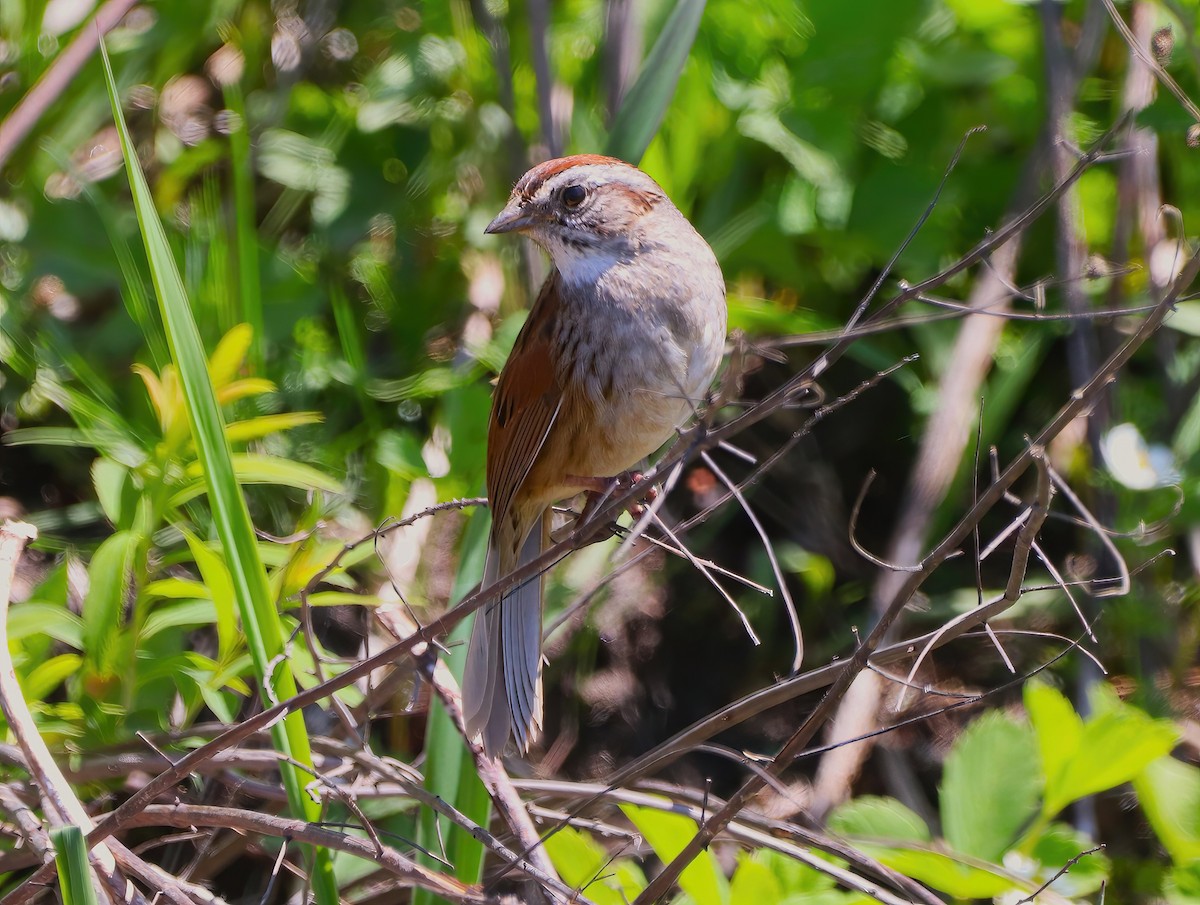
[115,804,490,904]
[703,451,803,669]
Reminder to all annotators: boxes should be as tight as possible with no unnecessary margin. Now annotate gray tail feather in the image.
[462,513,546,758]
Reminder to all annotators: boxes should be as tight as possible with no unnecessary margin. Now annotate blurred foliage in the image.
[1,0,1200,900]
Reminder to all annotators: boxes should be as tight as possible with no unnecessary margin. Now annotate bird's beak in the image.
[485,199,534,235]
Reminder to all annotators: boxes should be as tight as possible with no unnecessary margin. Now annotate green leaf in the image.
[868,846,1017,899]
[1174,392,1200,461]
[300,591,384,608]
[6,603,83,647]
[1046,701,1178,817]
[753,849,837,896]
[24,654,84,701]
[144,578,210,600]
[224,412,323,444]
[828,796,931,843]
[620,802,728,905]
[81,531,135,677]
[101,42,337,904]
[1025,680,1083,797]
[605,0,706,164]
[51,826,100,905]
[141,599,220,640]
[544,826,647,905]
[1165,861,1200,905]
[729,853,782,905]
[170,454,344,506]
[1134,756,1200,864]
[1166,301,1200,338]
[2,427,94,448]
[181,530,238,665]
[92,457,133,527]
[197,680,238,722]
[941,710,1041,861]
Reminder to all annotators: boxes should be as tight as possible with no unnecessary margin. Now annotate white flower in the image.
[1100,423,1178,490]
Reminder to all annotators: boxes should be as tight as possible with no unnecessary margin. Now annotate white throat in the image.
[547,240,625,287]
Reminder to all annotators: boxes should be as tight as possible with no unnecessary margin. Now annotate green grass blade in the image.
[99,41,339,905]
[330,281,379,428]
[51,826,100,905]
[604,0,706,164]
[414,508,492,905]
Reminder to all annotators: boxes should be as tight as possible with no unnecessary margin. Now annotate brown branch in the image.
[313,731,580,903]
[115,804,490,904]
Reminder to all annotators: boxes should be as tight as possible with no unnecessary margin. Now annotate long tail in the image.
[462,509,548,757]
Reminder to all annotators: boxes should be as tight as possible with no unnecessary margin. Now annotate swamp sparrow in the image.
[462,155,727,756]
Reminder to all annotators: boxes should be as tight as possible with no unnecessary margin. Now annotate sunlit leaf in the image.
[941,711,1041,861]
[181,529,238,663]
[6,603,83,647]
[620,802,727,905]
[216,377,276,405]
[141,599,220,641]
[829,796,931,843]
[543,826,646,905]
[52,826,99,905]
[224,412,323,444]
[80,530,135,678]
[729,853,781,905]
[171,454,344,506]
[208,323,253,389]
[1135,756,1200,865]
[24,654,84,701]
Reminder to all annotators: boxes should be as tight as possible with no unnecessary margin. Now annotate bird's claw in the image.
[567,471,658,529]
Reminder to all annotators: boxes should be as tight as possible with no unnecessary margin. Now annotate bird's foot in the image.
[569,471,658,527]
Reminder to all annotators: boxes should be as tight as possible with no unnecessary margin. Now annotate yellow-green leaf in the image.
[620,802,727,905]
[217,377,276,405]
[171,454,344,506]
[181,530,238,664]
[24,654,83,701]
[225,412,323,444]
[208,323,253,390]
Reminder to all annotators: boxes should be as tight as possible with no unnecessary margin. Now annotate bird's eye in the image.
[561,184,587,208]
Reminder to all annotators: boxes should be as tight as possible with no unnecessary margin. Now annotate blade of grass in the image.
[330,281,380,429]
[195,173,237,338]
[99,42,339,905]
[604,0,706,164]
[51,826,101,905]
[413,508,492,905]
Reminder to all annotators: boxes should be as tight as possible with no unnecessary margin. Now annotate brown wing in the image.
[486,270,565,524]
